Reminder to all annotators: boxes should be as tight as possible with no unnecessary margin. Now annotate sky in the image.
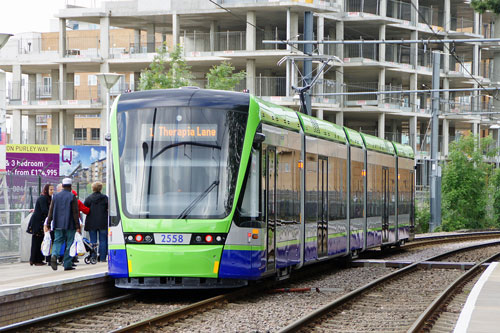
[0,1,70,34]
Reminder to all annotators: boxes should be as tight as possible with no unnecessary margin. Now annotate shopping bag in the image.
[69,241,77,257]
[75,232,86,256]
[41,232,52,256]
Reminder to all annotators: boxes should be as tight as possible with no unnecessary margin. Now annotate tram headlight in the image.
[127,235,133,241]
[216,236,222,242]
[144,235,152,243]
[195,235,202,242]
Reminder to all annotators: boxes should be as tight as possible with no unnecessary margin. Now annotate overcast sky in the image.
[0,1,71,34]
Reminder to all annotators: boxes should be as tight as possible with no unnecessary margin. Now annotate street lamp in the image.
[0,33,12,174]
[96,73,121,195]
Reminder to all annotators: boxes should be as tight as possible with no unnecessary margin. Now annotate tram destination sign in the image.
[143,124,218,142]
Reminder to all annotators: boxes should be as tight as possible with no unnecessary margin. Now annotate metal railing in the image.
[0,209,31,259]
[345,0,380,15]
[8,81,102,104]
[344,44,378,60]
[387,0,411,21]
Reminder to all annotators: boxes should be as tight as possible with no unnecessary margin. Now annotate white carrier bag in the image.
[41,231,52,256]
[70,232,86,257]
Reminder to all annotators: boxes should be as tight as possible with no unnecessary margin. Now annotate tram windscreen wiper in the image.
[177,180,220,219]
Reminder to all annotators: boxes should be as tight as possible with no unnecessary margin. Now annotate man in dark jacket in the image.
[84,181,108,262]
[45,178,80,271]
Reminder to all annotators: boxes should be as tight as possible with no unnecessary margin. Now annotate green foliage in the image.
[471,0,500,14]
[415,203,430,234]
[491,168,500,227]
[205,61,246,91]
[139,44,194,90]
[441,135,496,231]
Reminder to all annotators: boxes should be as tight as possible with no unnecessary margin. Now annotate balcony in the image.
[8,81,102,106]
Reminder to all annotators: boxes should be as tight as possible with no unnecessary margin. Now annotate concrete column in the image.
[246,59,256,94]
[65,113,74,145]
[172,12,180,46]
[59,64,67,101]
[410,73,418,113]
[59,18,67,57]
[410,30,418,69]
[51,69,59,100]
[378,68,386,105]
[336,111,344,126]
[409,115,417,153]
[289,11,299,50]
[379,24,386,62]
[27,115,36,144]
[134,29,141,52]
[410,0,418,26]
[493,16,500,112]
[246,11,256,51]
[379,0,387,17]
[210,21,217,52]
[473,12,480,76]
[317,109,323,120]
[317,16,324,55]
[336,21,344,108]
[442,78,450,114]
[28,74,36,101]
[378,22,386,105]
[146,24,155,53]
[12,110,22,144]
[12,65,22,101]
[51,112,59,145]
[472,121,478,137]
[0,70,6,146]
[378,113,385,139]
[443,118,449,156]
[100,16,110,59]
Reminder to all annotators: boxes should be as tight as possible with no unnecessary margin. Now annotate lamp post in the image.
[96,73,121,195]
[0,33,12,174]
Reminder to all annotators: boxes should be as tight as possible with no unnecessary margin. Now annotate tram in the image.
[107,88,415,289]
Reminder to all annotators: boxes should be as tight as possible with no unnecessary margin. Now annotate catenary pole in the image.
[430,51,441,231]
[303,11,313,115]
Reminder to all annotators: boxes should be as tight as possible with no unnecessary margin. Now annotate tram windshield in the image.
[117,106,247,219]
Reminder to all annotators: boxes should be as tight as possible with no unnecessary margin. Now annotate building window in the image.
[91,128,100,140]
[75,75,80,87]
[42,77,51,96]
[88,75,97,86]
[75,128,87,141]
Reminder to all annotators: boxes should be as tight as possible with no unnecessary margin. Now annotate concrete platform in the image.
[454,262,500,333]
[0,259,123,327]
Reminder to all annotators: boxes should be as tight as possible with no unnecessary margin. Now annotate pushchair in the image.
[83,237,98,264]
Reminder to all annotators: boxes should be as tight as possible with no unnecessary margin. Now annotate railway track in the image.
[278,241,500,333]
[3,231,499,332]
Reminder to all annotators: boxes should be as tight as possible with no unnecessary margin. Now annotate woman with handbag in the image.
[28,184,54,266]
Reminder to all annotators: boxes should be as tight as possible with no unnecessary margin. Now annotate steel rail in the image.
[0,294,134,332]
[404,231,500,250]
[277,240,500,333]
[407,251,500,332]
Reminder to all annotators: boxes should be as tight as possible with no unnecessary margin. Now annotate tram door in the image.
[317,157,328,257]
[266,147,276,272]
[382,167,390,243]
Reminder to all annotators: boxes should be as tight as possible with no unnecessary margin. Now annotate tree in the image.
[206,61,246,91]
[139,44,193,90]
[441,135,496,231]
[471,0,500,14]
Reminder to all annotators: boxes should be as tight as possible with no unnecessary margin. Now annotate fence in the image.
[0,209,31,260]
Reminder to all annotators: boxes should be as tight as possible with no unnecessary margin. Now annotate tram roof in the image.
[343,127,365,148]
[360,133,395,155]
[254,97,301,132]
[392,142,415,159]
[296,113,346,144]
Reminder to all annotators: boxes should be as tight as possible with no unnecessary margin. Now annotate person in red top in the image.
[72,190,90,215]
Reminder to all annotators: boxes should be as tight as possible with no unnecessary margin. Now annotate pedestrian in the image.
[71,189,90,264]
[29,184,54,266]
[44,178,81,271]
[84,182,108,262]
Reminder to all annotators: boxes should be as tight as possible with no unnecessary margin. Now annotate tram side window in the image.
[236,148,262,227]
[277,148,299,224]
[305,153,318,224]
[350,160,364,219]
